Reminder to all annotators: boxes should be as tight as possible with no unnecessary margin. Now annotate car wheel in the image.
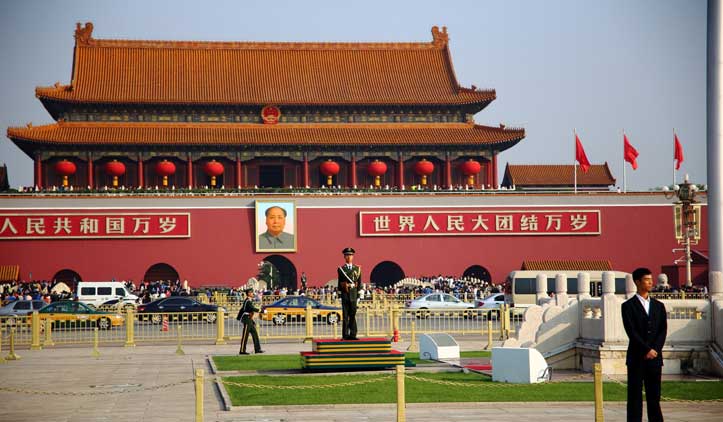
[151,314,163,324]
[415,308,430,319]
[272,313,286,325]
[326,312,340,325]
[97,318,111,330]
[206,312,217,323]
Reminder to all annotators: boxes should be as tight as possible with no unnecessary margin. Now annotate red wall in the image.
[0,202,708,288]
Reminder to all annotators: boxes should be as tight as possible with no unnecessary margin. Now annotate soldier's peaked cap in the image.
[342,247,355,255]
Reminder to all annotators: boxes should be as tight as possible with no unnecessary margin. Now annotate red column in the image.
[137,157,144,188]
[235,157,243,188]
[87,155,94,189]
[486,158,493,188]
[445,156,452,188]
[492,153,498,188]
[397,154,404,189]
[186,155,193,188]
[350,154,357,188]
[34,155,43,188]
[303,154,309,187]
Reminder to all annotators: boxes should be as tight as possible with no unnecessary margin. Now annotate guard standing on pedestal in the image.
[338,247,362,340]
[236,288,264,355]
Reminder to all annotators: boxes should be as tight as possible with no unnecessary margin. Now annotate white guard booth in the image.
[492,347,549,384]
[418,333,460,360]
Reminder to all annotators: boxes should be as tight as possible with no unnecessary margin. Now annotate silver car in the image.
[405,293,475,318]
[0,300,47,324]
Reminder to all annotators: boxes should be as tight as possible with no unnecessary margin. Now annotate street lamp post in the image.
[665,175,700,288]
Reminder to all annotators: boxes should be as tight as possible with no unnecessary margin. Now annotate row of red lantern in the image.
[319,158,482,187]
[52,159,226,187]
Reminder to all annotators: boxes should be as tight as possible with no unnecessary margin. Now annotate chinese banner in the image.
[359,210,600,236]
[0,213,191,239]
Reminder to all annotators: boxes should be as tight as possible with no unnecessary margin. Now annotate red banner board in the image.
[359,210,600,236]
[0,213,191,239]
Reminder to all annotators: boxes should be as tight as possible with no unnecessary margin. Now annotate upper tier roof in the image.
[35,23,495,107]
[502,164,616,187]
[7,121,524,148]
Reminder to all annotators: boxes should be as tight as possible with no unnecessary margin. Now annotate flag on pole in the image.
[623,134,639,170]
[575,134,591,173]
[674,133,684,170]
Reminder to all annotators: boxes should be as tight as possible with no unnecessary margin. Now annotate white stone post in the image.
[625,273,636,299]
[710,271,723,300]
[536,273,548,305]
[555,273,568,308]
[577,272,591,300]
[601,271,625,342]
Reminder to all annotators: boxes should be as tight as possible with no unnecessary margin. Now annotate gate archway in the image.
[370,261,405,288]
[261,255,297,291]
[52,269,82,291]
[462,265,492,284]
[143,263,180,283]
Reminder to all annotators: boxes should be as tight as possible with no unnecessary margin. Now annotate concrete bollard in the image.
[396,364,405,422]
[594,362,604,421]
[195,368,204,422]
[92,327,101,358]
[176,325,185,355]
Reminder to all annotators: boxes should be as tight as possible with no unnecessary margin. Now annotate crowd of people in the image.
[0,279,73,305]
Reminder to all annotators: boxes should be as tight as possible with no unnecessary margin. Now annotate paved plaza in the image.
[1,340,721,421]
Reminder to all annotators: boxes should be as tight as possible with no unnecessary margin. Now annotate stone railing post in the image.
[555,273,568,307]
[625,273,636,299]
[536,273,548,305]
[577,272,591,300]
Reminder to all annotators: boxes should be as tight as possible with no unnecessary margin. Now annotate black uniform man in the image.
[621,267,667,422]
[337,247,361,340]
[236,288,264,355]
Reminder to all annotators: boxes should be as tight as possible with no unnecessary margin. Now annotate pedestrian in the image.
[337,247,361,340]
[621,267,667,422]
[236,288,264,355]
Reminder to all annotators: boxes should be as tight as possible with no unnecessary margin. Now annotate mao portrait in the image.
[255,200,297,252]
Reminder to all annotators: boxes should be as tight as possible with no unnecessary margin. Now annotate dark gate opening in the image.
[52,269,82,291]
[370,261,405,288]
[262,255,297,291]
[143,263,180,283]
[259,165,284,188]
[462,265,492,284]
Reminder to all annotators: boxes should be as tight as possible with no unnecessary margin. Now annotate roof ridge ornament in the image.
[75,22,94,46]
[431,26,448,47]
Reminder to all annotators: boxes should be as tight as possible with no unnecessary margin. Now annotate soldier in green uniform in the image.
[236,288,264,355]
[337,247,362,340]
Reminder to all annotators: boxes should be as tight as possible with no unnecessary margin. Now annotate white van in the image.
[506,270,630,308]
[77,281,138,307]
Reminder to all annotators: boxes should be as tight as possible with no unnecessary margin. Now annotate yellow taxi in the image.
[260,296,341,325]
[37,300,125,329]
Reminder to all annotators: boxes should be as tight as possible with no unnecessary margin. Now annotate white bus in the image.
[506,270,630,308]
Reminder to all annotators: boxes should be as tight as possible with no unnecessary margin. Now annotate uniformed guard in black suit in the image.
[236,288,264,355]
[621,267,667,422]
[337,247,361,340]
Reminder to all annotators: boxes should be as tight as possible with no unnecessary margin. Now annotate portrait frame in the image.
[255,200,297,253]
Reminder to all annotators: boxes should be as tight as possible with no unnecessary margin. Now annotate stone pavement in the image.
[0,340,720,422]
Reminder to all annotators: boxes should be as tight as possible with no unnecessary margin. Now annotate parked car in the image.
[76,281,138,307]
[38,300,124,330]
[475,293,510,317]
[98,298,137,312]
[405,293,475,318]
[136,297,224,324]
[0,300,47,325]
[260,296,341,325]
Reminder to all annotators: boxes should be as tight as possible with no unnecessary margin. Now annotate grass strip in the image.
[221,371,723,406]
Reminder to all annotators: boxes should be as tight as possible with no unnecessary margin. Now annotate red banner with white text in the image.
[359,210,600,236]
[0,213,191,239]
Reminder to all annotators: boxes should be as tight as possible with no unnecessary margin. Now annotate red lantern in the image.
[460,159,481,186]
[203,160,224,187]
[319,160,340,186]
[155,160,176,187]
[104,160,126,187]
[414,159,435,186]
[54,160,77,187]
[367,160,388,187]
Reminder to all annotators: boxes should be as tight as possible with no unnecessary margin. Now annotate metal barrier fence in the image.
[0,305,525,349]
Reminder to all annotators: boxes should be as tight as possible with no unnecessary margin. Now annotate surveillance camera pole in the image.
[675,175,698,288]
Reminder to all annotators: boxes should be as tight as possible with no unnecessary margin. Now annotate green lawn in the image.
[212,350,491,371]
[221,372,723,406]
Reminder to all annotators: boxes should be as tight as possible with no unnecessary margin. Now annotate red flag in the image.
[623,134,639,170]
[674,134,684,170]
[575,134,591,173]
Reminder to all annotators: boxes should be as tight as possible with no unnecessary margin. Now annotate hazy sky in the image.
[0,0,707,190]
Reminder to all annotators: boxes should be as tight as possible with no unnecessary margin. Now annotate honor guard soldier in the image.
[337,247,362,340]
[236,288,264,355]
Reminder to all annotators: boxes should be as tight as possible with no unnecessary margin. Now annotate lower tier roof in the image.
[7,121,524,148]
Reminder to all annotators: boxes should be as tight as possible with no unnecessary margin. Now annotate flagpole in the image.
[623,129,627,193]
[574,128,578,194]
